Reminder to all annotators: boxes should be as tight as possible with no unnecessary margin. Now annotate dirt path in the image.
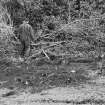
[0,76,105,105]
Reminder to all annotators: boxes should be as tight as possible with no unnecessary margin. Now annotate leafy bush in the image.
[2,0,25,26]
[1,0,105,61]
[26,8,43,30]
[0,5,15,59]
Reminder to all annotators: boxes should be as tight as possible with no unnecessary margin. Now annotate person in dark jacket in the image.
[16,19,35,58]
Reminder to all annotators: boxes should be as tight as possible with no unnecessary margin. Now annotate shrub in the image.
[2,0,25,27]
[0,5,15,59]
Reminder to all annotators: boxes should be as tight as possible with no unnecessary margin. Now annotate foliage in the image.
[0,5,15,59]
[1,0,105,62]
[2,0,25,26]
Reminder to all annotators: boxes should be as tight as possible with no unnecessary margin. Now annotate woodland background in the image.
[0,0,105,62]
[0,0,105,92]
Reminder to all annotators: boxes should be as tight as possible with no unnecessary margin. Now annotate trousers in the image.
[20,40,31,58]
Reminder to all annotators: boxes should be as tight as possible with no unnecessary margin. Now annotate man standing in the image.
[16,19,35,59]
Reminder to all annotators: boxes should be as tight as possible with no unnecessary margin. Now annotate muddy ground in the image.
[0,59,105,105]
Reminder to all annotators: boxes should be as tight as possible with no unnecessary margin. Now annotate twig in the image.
[0,81,7,85]
[31,41,66,46]
[25,41,68,63]
[24,50,42,64]
[31,41,67,51]
[42,49,50,60]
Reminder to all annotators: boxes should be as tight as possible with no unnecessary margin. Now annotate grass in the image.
[0,57,96,93]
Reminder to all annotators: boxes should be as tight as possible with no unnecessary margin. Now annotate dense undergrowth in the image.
[0,0,105,62]
[0,0,105,92]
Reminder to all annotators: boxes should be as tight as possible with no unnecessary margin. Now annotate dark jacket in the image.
[17,22,35,43]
